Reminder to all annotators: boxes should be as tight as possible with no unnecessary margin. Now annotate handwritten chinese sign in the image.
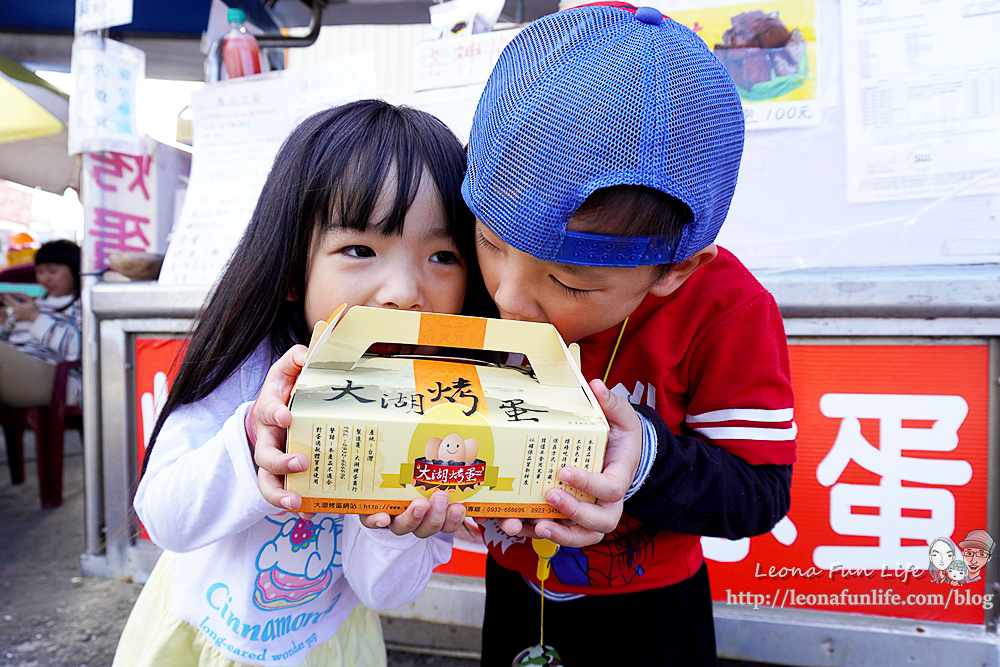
[75,0,133,32]
[412,28,521,91]
[81,139,190,272]
[69,34,144,155]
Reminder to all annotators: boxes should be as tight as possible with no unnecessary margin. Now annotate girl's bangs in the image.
[320,131,428,236]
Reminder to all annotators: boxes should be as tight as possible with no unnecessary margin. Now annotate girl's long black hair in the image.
[142,99,489,474]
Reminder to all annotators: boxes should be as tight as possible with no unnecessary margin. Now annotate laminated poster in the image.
[654,0,820,130]
[68,34,145,156]
[841,0,1000,203]
[75,0,133,33]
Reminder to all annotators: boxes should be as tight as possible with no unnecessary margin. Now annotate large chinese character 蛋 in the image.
[813,393,972,570]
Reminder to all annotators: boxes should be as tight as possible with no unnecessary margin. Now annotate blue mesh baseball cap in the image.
[462,4,745,267]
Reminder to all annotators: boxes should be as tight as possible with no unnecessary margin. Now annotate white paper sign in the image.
[75,0,133,33]
[81,137,191,272]
[842,0,1000,203]
[0,183,32,226]
[412,29,521,92]
[69,35,145,156]
[158,56,377,286]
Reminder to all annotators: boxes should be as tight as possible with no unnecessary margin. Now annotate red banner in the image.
[134,337,187,469]
[134,337,188,541]
[706,344,991,624]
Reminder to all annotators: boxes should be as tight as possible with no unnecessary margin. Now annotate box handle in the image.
[306,306,586,389]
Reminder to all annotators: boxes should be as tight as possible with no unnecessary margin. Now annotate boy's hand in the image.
[492,379,641,547]
[252,345,310,513]
[359,491,467,538]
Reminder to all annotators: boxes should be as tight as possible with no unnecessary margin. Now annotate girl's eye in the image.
[431,250,460,264]
[342,245,375,258]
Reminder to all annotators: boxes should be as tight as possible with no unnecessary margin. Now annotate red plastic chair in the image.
[1,360,82,508]
[0,262,82,508]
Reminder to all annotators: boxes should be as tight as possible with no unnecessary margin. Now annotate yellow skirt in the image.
[111,552,387,667]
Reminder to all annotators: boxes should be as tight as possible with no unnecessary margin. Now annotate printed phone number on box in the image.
[725,588,994,611]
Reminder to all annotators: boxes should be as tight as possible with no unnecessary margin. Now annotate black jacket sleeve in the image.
[624,404,792,540]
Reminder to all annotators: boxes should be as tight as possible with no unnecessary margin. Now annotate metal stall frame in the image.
[82,282,206,579]
[81,264,1000,663]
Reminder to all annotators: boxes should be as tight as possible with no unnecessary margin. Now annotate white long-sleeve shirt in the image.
[134,341,452,666]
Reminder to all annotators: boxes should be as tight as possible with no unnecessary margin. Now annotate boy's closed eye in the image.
[553,278,594,297]
[477,221,598,293]
[474,226,499,253]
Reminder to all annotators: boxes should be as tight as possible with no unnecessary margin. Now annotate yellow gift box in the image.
[285,306,609,518]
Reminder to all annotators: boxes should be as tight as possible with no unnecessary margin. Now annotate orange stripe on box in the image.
[418,312,487,350]
[414,358,487,418]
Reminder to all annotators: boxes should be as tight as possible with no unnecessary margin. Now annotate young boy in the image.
[462,4,797,665]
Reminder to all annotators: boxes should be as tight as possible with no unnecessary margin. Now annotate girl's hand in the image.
[251,345,310,512]
[490,379,641,548]
[2,293,40,322]
[359,491,467,539]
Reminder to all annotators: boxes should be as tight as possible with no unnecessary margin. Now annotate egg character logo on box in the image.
[402,402,500,502]
[413,433,485,492]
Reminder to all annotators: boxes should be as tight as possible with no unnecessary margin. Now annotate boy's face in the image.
[475,220,715,344]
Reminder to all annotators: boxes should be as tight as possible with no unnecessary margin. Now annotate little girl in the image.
[113,100,483,667]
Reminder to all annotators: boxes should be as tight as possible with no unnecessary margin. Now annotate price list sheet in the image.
[842,0,1000,203]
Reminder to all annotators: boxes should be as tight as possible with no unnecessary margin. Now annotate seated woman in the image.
[0,240,82,408]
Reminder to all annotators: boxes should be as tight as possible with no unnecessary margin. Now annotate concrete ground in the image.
[0,429,477,667]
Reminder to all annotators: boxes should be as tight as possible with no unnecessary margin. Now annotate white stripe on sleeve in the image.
[686,407,794,423]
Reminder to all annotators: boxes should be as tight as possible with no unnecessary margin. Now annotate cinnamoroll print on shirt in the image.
[254,514,343,610]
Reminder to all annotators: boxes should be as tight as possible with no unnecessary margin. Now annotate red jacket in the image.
[486,248,797,594]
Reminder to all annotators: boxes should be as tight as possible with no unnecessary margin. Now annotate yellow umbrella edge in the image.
[0,55,70,101]
[0,79,63,142]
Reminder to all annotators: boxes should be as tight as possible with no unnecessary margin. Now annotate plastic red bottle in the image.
[221,8,262,79]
